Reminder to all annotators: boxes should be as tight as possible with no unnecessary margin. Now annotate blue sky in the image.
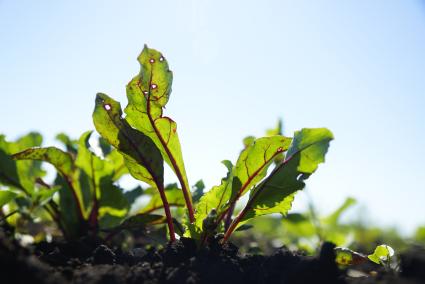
[1,0,424,234]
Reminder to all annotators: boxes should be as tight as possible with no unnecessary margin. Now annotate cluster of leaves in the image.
[1,46,335,246]
[90,45,334,243]
[0,131,183,240]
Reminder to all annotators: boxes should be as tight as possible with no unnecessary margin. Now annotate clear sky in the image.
[1,0,424,234]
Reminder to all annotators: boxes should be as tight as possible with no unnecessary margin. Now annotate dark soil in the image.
[1,228,424,284]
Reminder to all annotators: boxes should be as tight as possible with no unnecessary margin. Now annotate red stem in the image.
[88,155,99,233]
[223,152,297,242]
[146,70,195,223]
[157,183,176,241]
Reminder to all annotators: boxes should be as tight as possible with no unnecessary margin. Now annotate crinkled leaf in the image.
[241,128,333,223]
[93,93,164,188]
[125,45,191,206]
[368,244,394,264]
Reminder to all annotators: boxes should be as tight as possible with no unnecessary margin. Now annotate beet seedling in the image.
[1,46,334,245]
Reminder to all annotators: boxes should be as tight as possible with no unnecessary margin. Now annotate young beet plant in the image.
[92,45,334,243]
[1,46,334,244]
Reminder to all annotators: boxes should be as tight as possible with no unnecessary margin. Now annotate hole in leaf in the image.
[159,56,164,62]
[104,104,112,111]
[151,84,158,89]
[149,58,155,63]
[277,147,283,152]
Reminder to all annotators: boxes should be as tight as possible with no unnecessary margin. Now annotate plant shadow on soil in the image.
[1,227,424,284]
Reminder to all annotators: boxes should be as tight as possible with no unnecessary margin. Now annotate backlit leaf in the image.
[241,128,333,223]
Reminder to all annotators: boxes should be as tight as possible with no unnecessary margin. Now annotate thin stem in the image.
[88,154,99,233]
[223,151,302,242]
[216,149,284,230]
[223,202,236,231]
[157,183,176,241]
[146,70,195,223]
[222,206,248,242]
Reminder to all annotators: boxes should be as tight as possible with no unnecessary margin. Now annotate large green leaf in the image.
[0,133,44,194]
[240,128,333,223]
[93,93,164,189]
[124,45,192,214]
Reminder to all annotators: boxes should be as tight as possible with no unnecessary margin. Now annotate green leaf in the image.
[231,136,292,201]
[139,184,185,214]
[240,128,333,223]
[368,244,394,264]
[33,186,60,207]
[75,131,130,224]
[0,133,44,194]
[194,161,233,232]
[13,147,74,177]
[124,45,191,209]
[335,247,368,266]
[0,190,18,207]
[93,93,164,189]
